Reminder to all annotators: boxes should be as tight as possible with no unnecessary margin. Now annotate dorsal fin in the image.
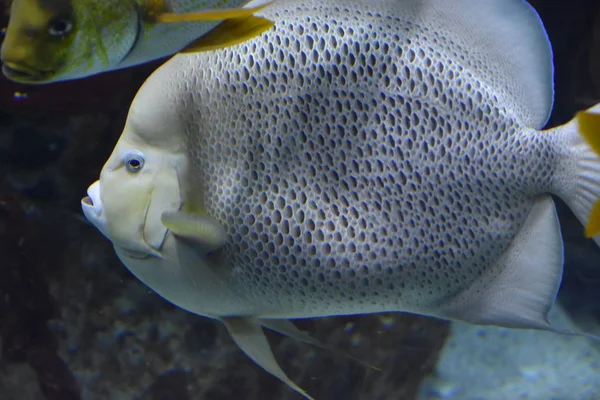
[258,0,554,129]
[413,0,554,128]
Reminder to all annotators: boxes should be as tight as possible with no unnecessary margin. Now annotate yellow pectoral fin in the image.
[161,210,227,252]
[153,1,273,24]
[179,15,275,54]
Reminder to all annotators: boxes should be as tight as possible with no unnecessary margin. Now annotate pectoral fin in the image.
[260,319,381,371]
[221,317,314,400]
[179,15,275,53]
[161,210,226,252]
[153,1,273,23]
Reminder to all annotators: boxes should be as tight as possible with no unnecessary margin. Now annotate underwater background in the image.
[0,1,599,399]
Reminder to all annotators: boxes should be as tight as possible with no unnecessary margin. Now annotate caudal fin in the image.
[561,104,600,247]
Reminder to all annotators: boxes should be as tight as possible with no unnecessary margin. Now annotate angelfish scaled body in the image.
[81,0,600,398]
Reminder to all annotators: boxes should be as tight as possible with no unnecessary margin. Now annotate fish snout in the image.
[82,181,102,215]
[82,181,110,238]
[0,20,54,83]
[1,40,55,83]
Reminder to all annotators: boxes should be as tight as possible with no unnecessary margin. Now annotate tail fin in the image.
[561,104,600,247]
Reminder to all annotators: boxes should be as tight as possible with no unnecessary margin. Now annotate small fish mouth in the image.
[81,181,110,239]
[82,196,93,207]
[83,181,103,216]
[1,61,54,83]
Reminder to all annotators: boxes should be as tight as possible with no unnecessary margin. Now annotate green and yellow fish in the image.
[0,0,274,84]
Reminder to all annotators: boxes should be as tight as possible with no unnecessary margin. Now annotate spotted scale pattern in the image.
[169,0,557,318]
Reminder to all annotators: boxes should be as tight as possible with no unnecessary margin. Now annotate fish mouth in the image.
[81,181,110,239]
[81,196,93,206]
[2,61,55,83]
[82,181,103,216]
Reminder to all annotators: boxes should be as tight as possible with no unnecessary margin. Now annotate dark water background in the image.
[0,1,599,399]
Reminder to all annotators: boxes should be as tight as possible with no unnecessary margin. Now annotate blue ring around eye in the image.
[124,151,145,173]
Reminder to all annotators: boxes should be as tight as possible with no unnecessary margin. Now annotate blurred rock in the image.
[0,362,44,400]
[0,195,80,400]
[420,305,600,400]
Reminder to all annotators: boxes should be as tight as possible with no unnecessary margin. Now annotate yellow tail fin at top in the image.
[576,111,600,237]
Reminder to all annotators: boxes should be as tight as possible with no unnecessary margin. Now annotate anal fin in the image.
[438,195,563,331]
[221,317,314,400]
[260,319,381,371]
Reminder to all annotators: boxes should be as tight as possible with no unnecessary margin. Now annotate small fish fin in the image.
[161,210,226,252]
[260,319,381,371]
[578,109,600,155]
[437,195,563,331]
[587,200,600,239]
[153,1,273,24]
[549,327,600,342]
[543,304,600,341]
[559,104,600,246]
[221,317,314,400]
[179,15,274,54]
[575,108,600,239]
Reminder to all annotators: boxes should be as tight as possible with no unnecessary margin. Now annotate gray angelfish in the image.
[82,0,600,397]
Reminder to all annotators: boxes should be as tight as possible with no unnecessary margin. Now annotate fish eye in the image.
[48,18,74,37]
[124,152,145,173]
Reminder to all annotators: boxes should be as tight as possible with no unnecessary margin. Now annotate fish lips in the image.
[81,180,110,239]
[1,61,55,83]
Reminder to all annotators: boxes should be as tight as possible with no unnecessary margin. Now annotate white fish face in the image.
[82,69,188,257]
[81,122,187,259]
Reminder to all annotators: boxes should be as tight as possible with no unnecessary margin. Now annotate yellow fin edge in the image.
[577,111,600,237]
[154,2,272,24]
[586,200,600,238]
[179,15,275,54]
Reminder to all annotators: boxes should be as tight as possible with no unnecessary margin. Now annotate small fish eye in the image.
[48,19,74,37]
[124,152,145,173]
